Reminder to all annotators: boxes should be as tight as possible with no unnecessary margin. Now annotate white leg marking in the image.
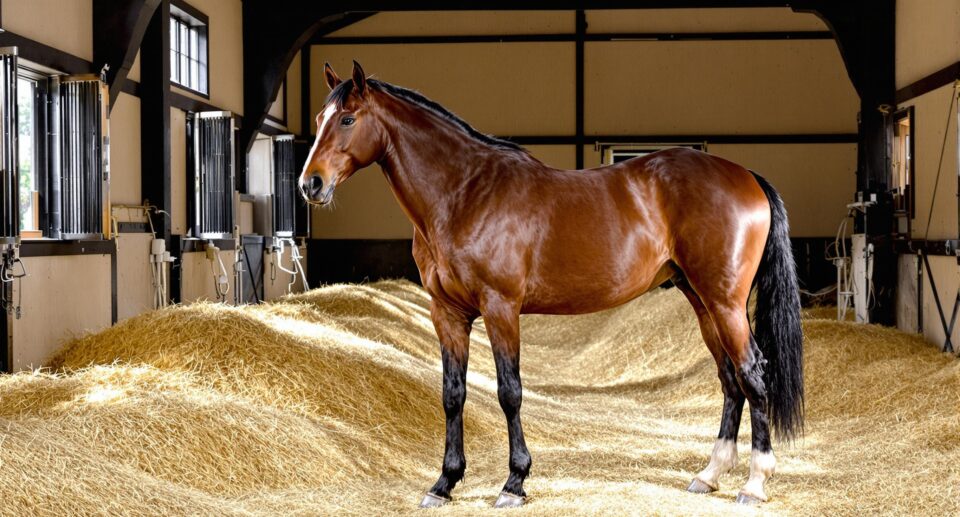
[695,439,738,489]
[741,449,776,501]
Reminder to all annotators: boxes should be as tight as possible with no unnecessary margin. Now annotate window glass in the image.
[169,7,208,95]
[17,78,36,232]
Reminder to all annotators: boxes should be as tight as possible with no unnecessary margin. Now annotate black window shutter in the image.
[272,135,295,237]
[0,47,18,247]
[51,75,109,240]
[189,111,235,239]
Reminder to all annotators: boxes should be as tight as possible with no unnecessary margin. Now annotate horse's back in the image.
[520,148,770,313]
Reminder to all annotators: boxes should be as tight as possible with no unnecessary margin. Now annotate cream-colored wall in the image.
[130,51,142,83]
[171,0,244,114]
[709,144,857,237]
[1,0,93,61]
[171,108,188,235]
[11,254,112,371]
[286,51,302,135]
[117,233,157,322]
[585,8,827,33]
[900,83,957,241]
[330,9,827,38]
[239,200,254,235]
[896,0,960,89]
[312,43,576,137]
[268,82,285,122]
[179,249,237,303]
[111,93,143,205]
[585,40,857,134]
[329,11,573,37]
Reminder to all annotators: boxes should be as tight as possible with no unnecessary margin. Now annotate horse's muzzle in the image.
[301,175,335,205]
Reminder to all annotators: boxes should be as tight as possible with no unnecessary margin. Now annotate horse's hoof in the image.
[686,478,717,494]
[493,491,525,508]
[735,491,765,505]
[419,492,450,508]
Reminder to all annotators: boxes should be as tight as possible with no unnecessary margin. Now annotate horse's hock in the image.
[0,280,955,515]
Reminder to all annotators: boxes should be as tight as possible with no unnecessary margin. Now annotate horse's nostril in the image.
[309,175,324,193]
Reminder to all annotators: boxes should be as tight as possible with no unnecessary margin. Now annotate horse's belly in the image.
[520,260,675,315]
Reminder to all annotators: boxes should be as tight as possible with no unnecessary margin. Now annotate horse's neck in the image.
[377,109,501,239]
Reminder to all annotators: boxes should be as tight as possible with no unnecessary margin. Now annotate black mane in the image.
[324,78,524,152]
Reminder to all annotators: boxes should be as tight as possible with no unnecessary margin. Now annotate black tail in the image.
[751,172,804,442]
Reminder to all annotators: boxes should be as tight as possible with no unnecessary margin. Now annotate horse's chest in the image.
[413,240,476,310]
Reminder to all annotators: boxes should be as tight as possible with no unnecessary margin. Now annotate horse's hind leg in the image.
[705,303,776,504]
[420,301,474,508]
[676,282,745,494]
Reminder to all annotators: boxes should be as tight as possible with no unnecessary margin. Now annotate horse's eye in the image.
[341,116,356,127]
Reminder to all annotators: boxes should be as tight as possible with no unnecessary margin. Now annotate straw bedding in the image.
[0,280,957,516]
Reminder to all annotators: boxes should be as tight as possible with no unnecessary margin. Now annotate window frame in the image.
[170,0,210,99]
[16,67,50,239]
[889,106,915,223]
[599,142,707,165]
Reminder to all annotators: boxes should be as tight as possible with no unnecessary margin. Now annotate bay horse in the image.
[300,62,804,508]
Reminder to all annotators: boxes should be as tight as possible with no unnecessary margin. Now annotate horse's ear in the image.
[352,60,366,96]
[324,63,341,90]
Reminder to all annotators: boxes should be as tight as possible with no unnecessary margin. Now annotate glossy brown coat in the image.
[300,63,797,507]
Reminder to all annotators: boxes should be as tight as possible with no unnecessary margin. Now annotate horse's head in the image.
[299,61,382,205]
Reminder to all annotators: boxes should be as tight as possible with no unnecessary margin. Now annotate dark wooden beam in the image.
[170,90,239,121]
[895,62,960,105]
[122,78,141,97]
[93,0,161,110]
[140,0,172,244]
[0,31,91,74]
[793,0,896,325]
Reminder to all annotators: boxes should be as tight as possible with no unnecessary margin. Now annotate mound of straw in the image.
[0,280,957,516]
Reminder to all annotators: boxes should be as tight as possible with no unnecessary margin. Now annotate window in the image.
[600,143,706,165]
[13,66,52,241]
[188,111,236,239]
[170,1,208,96]
[3,51,108,242]
[17,76,41,235]
[890,107,914,221]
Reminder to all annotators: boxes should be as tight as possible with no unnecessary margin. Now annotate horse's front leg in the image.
[420,301,474,508]
[481,298,531,508]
